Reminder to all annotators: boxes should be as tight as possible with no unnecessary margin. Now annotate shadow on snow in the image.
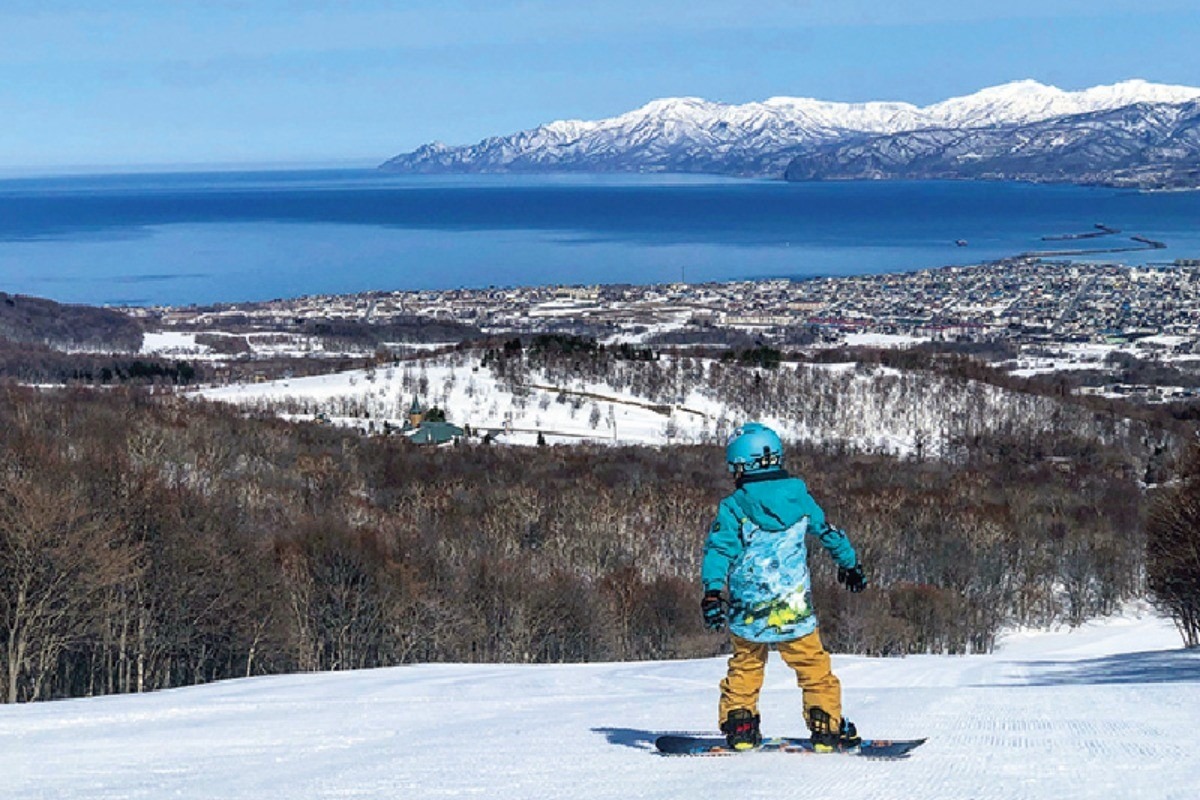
[1011,648,1200,686]
[591,727,707,751]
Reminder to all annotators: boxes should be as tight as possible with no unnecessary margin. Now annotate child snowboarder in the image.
[701,422,868,751]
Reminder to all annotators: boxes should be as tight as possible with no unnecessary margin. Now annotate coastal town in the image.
[137,256,1200,350]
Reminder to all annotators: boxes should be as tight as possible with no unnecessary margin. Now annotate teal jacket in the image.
[702,471,857,643]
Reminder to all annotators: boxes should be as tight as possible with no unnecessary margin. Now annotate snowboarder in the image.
[701,422,868,751]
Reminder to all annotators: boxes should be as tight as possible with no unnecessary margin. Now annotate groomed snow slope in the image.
[3,610,1197,799]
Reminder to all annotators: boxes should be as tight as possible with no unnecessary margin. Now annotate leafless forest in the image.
[0,365,1170,703]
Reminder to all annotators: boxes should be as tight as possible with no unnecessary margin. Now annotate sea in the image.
[0,169,1198,307]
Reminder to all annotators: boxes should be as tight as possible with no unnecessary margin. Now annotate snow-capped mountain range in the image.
[784,100,1200,188]
[380,80,1200,186]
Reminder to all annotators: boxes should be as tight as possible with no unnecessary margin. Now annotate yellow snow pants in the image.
[718,628,842,728]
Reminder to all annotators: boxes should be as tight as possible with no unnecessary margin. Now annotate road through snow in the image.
[2,609,1197,800]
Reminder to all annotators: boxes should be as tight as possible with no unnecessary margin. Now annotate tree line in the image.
[0,293,143,352]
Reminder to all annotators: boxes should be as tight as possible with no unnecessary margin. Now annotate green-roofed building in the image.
[405,420,465,446]
[401,396,465,445]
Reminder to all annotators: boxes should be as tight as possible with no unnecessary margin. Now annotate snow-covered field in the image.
[195,356,732,447]
[140,331,372,360]
[4,609,1196,800]
[192,355,938,452]
[197,363,676,447]
[193,346,1139,458]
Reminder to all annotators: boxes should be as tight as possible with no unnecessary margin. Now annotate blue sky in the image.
[2,1,1198,170]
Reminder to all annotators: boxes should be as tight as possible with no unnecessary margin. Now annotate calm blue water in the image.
[0,170,1197,306]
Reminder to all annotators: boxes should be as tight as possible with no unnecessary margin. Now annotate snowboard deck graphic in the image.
[655,734,926,759]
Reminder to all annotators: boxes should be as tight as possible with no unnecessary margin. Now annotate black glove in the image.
[837,564,867,593]
[700,590,727,630]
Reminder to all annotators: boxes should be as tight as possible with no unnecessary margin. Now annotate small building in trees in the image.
[406,421,466,446]
[401,396,464,446]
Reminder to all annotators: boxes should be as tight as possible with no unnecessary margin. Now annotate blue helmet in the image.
[726,422,784,475]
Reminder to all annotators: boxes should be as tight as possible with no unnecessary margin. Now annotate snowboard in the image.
[655,734,926,759]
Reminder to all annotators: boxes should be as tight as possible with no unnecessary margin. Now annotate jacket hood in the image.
[732,474,810,532]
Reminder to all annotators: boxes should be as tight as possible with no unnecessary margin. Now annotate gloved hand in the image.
[837,564,868,593]
[700,590,727,630]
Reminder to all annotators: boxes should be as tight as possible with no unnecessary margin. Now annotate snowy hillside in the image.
[381,79,1200,177]
[784,99,1200,188]
[195,350,1141,460]
[4,609,1196,799]
[921,78,1200,128]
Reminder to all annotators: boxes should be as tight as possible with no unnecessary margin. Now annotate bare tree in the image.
[0,471,140,702]
[1147,462,1200,647]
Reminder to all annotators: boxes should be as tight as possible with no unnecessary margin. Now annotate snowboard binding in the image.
[720,708,762,751]
[808,707,862,752]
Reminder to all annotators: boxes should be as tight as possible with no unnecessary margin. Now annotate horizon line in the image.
[0,157,384,180]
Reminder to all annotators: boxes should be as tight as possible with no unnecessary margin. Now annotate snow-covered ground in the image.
[3,609,1196,799]
[194,356,932,451]
[193,349,1125,458]
[841,332,929,349]
[141,331,212,356]
[1006,338,1197,378]
[196,357,719,447]
[140,330,389,360]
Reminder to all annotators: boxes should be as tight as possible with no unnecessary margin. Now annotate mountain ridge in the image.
[784,100,1200,189]
[381,80,1200,187]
